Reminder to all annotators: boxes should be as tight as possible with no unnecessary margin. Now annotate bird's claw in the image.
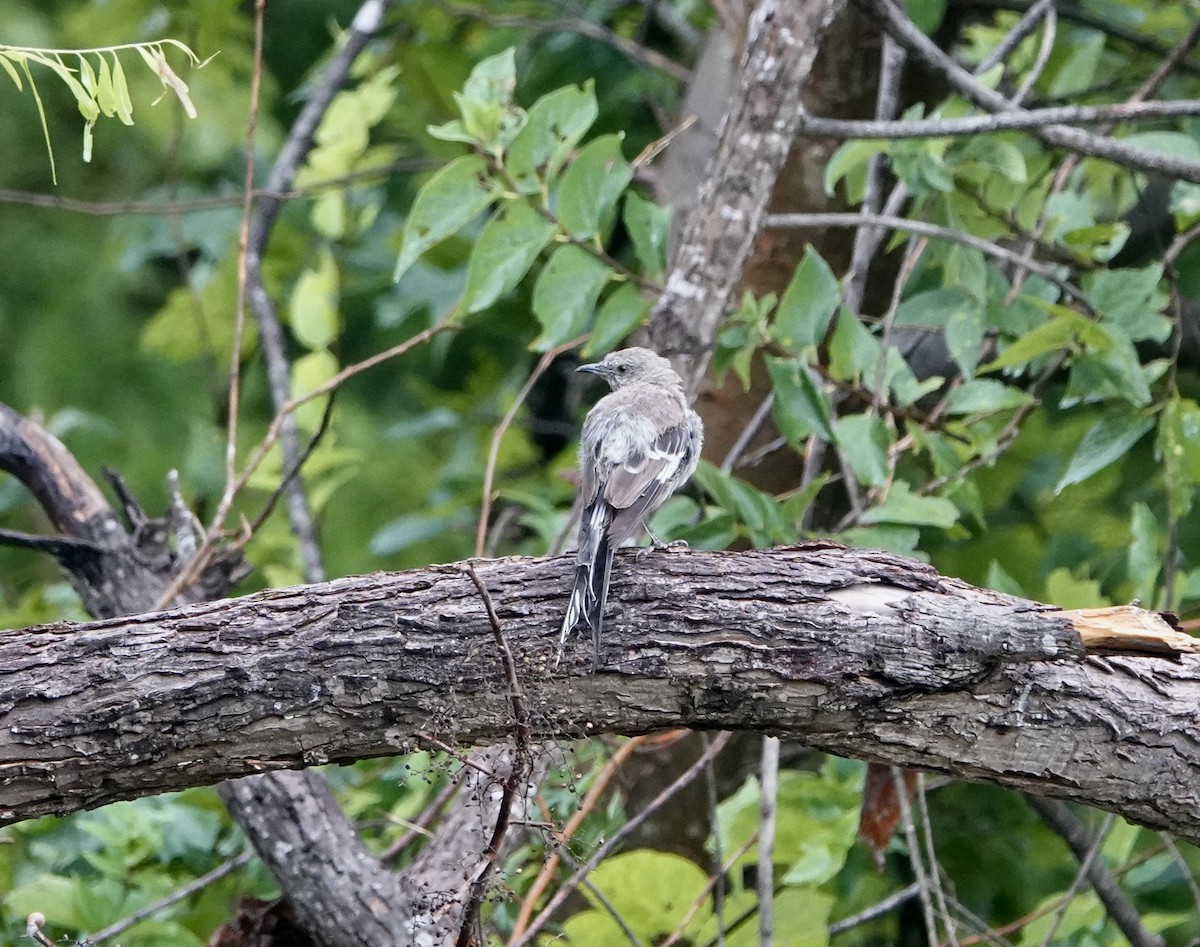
[636,538,689,558]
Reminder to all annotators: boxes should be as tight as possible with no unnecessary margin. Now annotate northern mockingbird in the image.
[558,347,704,664]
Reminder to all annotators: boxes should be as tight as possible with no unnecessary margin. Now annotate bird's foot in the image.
[637,533,690,558]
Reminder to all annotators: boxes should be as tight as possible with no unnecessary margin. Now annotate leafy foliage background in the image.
[2,0,1200,944]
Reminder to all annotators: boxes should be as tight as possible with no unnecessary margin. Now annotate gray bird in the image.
[558,347,704,665]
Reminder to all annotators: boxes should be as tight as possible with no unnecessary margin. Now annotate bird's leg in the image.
[637,527,690,558]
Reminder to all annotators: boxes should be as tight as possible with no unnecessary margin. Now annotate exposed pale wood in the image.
[1066,605,1200,656]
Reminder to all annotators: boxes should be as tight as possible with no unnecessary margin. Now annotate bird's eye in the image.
[616,364,628,374]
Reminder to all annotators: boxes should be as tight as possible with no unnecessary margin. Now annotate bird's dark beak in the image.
[577,362,604,375]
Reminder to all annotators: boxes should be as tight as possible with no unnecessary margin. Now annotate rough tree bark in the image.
[3,544,1198,841]
[0,402,417,946]
[646,0,850,395]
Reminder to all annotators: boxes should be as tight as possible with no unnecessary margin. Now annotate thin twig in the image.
[857,0,1200,184]
[893,766,939,947]
[720,394,776,473]
[763,212,1086,306]
[660,833,759,947]
[509,736,649,939]
[916,774,959,946]
[843,32,905,314]
[221,0,266,576]
[920,351,1064,495]
[702,732,728,946]
[961,0,1200,77]
[511,732,733,947]
[87,851,256,943]
[800,98,1200,140]
[245,0,396,586]
[0,159,436,216]
[1026,795,1163,947]
[243,391,337,539]
[829,882,922,935]
[553,845,648,947]
[1009,13,1200,299]
[457,564,533,947]
[380,768,467,863]
[1011,2,1056,103]
[976,0,1053,73]
[758,736,780,946]
[476,337,586,557]
[1037,810,1117,947]
[953,841,1168,946]
[25,915,55,947]
[154,321,453,607]
[1159,834,1200,914]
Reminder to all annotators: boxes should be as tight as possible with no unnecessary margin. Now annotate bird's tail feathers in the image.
[556,501,613,665]
[586,534,614,662]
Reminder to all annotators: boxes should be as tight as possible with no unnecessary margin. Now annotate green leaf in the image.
[1047,31,1104,98]
[895,287,974,327]
[623,191,670,280]
[426,118,475,144]
[394,156,495,281]
[980,311,1105,372]
[828,308,881,383]
[109,53,135,125]
[824,138,886,202]
[861,482,958,528]
[771,246,841,352]
[462,48,516,106]
[506,81,598,190]
[459,199,555,314]
[1170,180,1200,226]
[77,54,97,95]
[562,850,709,946]
[556,133,632,240]
[1061,330,1151,407]
[959,137,1026,183]
[531,245,612,350]
[1054,407,1154,494]
[95,53,118,116]
[835,413,890,488]
[291,350,339,432]
[944,379,1032,415]
[450,48,520,148]
[1121,130,1200,162]
[1044,567,1106,608]
[0,53,24,91]
[767,356,835,442]
[583,283,651,357]
[289,251,340,351]
[907,0,947,32]
[944,245,989,303]
[886,348,943,406]
[6,875,86,930]
[1084,264,1169,343]
[945,300,985,377]
[1157,397,1200,519]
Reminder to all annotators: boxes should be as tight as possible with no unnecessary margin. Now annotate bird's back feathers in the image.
[558,358,703,665]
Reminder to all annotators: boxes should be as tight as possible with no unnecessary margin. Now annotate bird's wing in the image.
[595,419,697,545]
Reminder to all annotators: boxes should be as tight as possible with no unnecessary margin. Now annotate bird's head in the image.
[577,347,683,391]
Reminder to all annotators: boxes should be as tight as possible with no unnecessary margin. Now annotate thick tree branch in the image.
[2,544,1197,843]
[646,0,849,394]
